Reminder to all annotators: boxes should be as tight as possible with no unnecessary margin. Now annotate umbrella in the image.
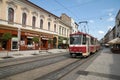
[108,37,120,44]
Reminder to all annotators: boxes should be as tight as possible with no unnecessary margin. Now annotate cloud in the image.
[108,13,112,16]
[89,20,94,23]
[105,8,115,12]
[107,26,112,30]
[98,31,104,34]
[107,17,114,22]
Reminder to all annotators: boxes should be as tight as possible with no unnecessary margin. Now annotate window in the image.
[91,37,94,45]
[40,19,43,29]
[64,28,66,36]
[62,27,64,35]
[67,29,69,37]
[59,26,61,34]
[82,35,86,45]
[22,13,27,26]
[8,8,14,23]
[48,22,50,30]
[54,24,56,32]
[32,16,36,28]
[70,35,82,44]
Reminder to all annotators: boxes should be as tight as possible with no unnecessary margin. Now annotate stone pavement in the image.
[0,49,68,60]
[76,48,120,80]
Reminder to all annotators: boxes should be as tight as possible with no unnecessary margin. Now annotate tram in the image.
[69,31,100,58]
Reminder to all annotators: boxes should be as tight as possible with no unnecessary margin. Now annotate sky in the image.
[29,0,120,40]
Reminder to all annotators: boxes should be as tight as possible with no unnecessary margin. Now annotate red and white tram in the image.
[69,31,100,58]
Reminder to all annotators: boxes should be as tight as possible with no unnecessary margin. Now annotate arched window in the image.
[8,8,14,23]
[48,22,50,30]
[40,19,43,29]
[54,24,56,32]
[32,16,36,29]
[22,13,27,26]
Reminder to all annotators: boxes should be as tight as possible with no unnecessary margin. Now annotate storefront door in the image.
[11,38,18,50]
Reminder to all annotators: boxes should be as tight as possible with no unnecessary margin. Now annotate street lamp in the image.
[18,27,21,53]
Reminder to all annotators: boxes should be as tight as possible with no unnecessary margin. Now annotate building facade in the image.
[103,10,120,44]
[71,18,78,33]
[0,0,71,51]
[115,10,120,38]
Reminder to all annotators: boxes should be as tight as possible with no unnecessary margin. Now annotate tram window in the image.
[91,38,94,45]
[70,35,81,44]
[82,35,86,45]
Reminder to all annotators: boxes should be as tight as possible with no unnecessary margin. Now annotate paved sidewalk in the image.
[76,48,120,80]
[0,49,69,60]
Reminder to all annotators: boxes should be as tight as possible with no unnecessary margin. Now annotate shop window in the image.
[8,8,14,24]
[40,19,43,29]
[32,16,36,29]
[27,38,33,45]
[22,13,27,26]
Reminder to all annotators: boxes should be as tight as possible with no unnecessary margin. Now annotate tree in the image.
[2,32,12,58]
[32,37,39,43]
[2,32,12,41]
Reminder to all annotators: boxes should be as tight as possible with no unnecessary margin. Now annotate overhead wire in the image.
[54,0,79,21]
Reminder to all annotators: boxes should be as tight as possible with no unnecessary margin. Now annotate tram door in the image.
[86,37,90,55]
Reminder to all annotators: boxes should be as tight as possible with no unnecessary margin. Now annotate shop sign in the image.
[63,40,66,44]
[25,33,39,37]
[20,41,25,45]
[41,37,49,40]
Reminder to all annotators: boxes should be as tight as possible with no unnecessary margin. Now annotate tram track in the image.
[0,53,69,79]
[0,52,67,68]
[0,50,102,80]
[35,50,101,80]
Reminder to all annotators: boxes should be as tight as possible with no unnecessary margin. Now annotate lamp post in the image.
[18,27,21,54]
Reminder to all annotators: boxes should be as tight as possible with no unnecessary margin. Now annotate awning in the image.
[108,37,120,44]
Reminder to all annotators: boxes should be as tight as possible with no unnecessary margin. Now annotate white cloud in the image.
[98,31,104,34]
[107,26,112,30]
[108,13,112,16]
[107,17,114,22]
[105,8,114,12]
[89,20,94,23]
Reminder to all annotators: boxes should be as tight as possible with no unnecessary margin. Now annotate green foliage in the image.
[48,39,52,43]
[2,32,12,41]
[32,37,39,43]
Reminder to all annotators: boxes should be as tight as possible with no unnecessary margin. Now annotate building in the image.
[115,10,120,38]
[103,10,120,45]
[60,13,79,34]
[71,18,78,33]
[0,0,71,51]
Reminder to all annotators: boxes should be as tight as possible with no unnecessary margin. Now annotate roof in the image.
[22,0,59,18]
[70,31,96,39]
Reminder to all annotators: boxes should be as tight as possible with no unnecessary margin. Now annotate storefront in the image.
[40,33,54,50]
[21,30,40,50]
[0,25,57,51]
[0,26,40,51]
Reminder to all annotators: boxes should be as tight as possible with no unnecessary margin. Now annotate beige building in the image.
[0,0,71,51]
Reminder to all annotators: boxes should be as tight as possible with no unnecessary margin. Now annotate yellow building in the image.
[0,0,71,51]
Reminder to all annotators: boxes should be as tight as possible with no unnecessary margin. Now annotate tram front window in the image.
[70,35,81,44]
